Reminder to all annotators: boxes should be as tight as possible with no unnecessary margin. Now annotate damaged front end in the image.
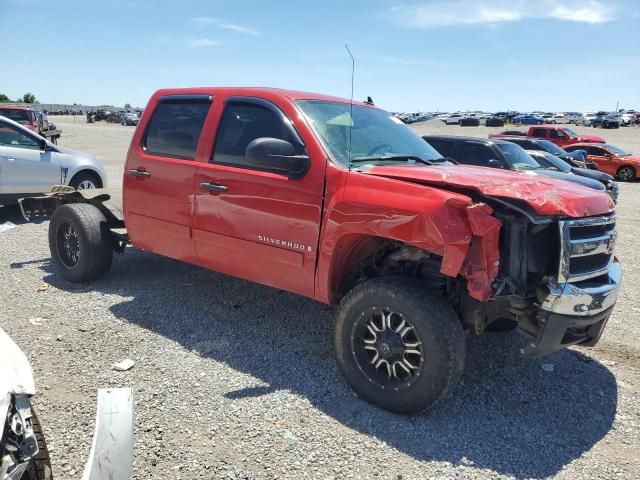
[0,396,40,480]
[459,205,621,358]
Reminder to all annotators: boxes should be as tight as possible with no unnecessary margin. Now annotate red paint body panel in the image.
[0,105,39,132]
[365,164,614,218]
[122,86,615,306]
[525,126,605,147]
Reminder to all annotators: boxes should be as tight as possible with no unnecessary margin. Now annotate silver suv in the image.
[0,115,106,205]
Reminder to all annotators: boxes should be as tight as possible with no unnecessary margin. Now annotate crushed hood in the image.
[366,165,614,218]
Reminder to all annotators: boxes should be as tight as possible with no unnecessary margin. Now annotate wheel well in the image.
[70,169,103,188]
[329,236,447,304]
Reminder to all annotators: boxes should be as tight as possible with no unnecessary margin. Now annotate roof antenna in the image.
[345,44,355,171]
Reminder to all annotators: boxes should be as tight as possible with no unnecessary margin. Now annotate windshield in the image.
[534,153,571,172]
[0,108,30,124]
[604,144,630,156]
[536,139,566,155]
[564,127,578,137]
[496,143,541,170]
[296,100,442,166]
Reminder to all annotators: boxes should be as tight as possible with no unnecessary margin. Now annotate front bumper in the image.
[523,259,621,357]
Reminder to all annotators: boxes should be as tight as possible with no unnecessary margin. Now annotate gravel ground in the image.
[0,117,638,479]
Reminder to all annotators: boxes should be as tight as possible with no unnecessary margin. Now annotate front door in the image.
[192,97,324,297]
[122,95,212,262]
[585,146,617,176]
[0,120,60,194]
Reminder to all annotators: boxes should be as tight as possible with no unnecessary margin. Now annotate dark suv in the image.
[495,136,597,169]
[423,135,607,194]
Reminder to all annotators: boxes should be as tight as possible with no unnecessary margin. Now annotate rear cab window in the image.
[530,128,547,138]
[142,96,212,159]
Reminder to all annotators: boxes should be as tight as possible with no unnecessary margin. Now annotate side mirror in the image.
[488,159,504,168]
[38,138,47,151]
[245,138,310,180]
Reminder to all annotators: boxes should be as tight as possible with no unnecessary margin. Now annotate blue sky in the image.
[1,0,638,112]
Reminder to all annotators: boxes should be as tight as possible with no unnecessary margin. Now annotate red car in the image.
[565,143,640,181]
[20,87,621,414]
[493,125,604,148]
[0,105,40,132]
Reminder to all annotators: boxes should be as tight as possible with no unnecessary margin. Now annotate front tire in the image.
[334,277,465,414]
[49,204,113,282]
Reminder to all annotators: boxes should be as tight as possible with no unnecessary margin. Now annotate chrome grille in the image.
[558,214,616,283]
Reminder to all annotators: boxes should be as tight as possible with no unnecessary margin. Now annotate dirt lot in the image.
[1,116,639,479]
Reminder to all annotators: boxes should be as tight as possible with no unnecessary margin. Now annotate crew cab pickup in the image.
[491,125,605,148]
[20,87,622,414]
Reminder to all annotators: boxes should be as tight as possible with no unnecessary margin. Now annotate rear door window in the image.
[457,143,497,167]
[530,128,546,138]
[143,97,211,159]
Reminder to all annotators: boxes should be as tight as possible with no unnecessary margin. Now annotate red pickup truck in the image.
[20,87,621,414]
[491,125,605,148]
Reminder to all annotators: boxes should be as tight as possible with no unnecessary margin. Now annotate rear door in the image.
[0,119,61,194]
[192,96,324,297]
[122,94,212,262]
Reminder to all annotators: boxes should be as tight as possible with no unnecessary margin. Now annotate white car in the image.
[550,113,570,124]
[0,115,106,206]
[620,113,636,126]
[443,113,464,125]
[580,113,597,126]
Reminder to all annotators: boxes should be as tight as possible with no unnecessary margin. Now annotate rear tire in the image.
[617,166,636,182]
[334,277,465,414]
[48,204,113,282]
[69,171,101,190]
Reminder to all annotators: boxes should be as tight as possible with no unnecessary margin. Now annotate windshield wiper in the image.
[350,155,433,166]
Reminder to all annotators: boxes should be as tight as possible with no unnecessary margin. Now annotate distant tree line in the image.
[0,92,38,103]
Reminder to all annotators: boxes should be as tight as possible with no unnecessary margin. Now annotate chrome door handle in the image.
[128,169,150,178]
[200,182,227,193]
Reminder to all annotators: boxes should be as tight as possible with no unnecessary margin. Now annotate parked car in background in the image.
[526,150,618,201]
[121,112,140,126]
[485,116,505,127]
[496,136,596,169]
[422,135,607,194]
[619,113,636,126]
[0,105,40,132]
[592,114,620,129]
[0,115,106,205]
[541,113,554,123]
[564,143,640,181]
[525,125,604,147]
[459,116,480,127]
[550,113,570,124]
[443,113,464,125]
[512,114,543,125]
[578,113,597,126]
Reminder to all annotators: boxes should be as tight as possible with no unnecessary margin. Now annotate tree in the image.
[124,103,132,109]
[0,93,10,102]
[22,93,36,103]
